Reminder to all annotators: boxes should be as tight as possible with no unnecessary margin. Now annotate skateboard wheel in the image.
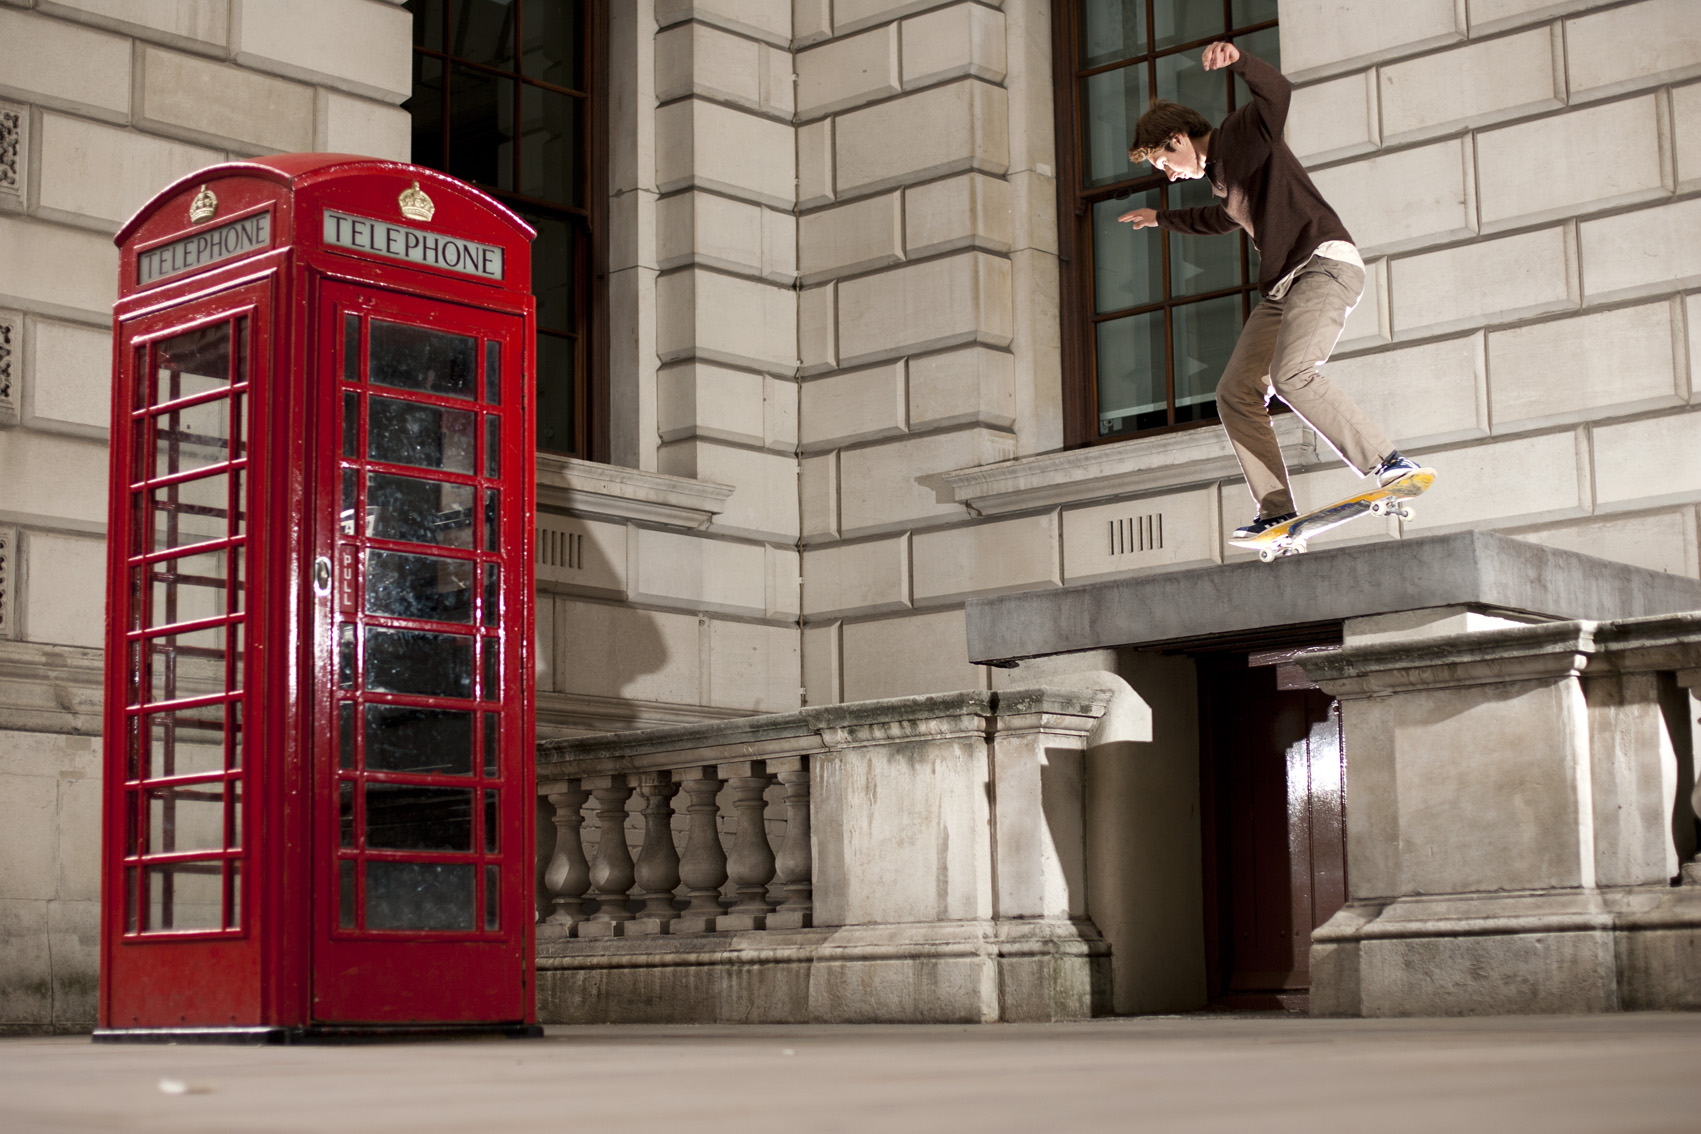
[1258,547,1277,563]
[1292,540,1308,554]
[1370,500,1389,516]
[1397,507,1415,522]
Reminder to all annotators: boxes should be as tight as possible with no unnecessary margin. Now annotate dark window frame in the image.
[405,0,608,462]
[1054,1,1279,449]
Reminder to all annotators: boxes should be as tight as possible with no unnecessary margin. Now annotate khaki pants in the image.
[1216,257,1393,519]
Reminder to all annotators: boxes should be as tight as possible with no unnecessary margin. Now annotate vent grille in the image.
[1110,514,1163,556]
[537,527,584,571]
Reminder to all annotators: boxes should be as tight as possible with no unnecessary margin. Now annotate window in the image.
[405,0,602,458]
[1055,1,1280,446]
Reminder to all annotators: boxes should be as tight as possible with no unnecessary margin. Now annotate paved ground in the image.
[3,1014,1699,1133]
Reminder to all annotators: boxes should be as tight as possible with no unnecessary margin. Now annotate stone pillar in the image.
[1302,609,1701,1017]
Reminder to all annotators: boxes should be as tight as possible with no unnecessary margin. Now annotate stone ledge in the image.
[1302,610,1701,694]
[0,638,103,735]
[965,531,1701,664]
[933,416,1313,516]
[537,686,1114,783]
[1311,887,1701,1016]
[536,454,733,530]
[535,918,1110,1024]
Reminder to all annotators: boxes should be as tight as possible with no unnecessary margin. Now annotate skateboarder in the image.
[1120,41,1425,541]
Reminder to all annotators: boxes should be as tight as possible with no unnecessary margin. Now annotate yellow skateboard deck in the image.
[1232,469,1436,562]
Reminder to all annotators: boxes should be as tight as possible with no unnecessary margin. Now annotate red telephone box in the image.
[99,156,538,1041]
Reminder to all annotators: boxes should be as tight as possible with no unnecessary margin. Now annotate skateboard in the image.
[1232,469,1436,563]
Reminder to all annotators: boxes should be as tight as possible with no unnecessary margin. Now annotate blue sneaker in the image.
[1373,450,1421,487]
[1231,511,1297,541]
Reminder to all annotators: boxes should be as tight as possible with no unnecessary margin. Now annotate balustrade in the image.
[536,757,809,938]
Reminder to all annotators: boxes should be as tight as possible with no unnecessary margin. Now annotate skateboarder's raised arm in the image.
[1226,52,1291,148]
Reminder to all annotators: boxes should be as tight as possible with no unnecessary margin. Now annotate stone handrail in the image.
[534,687,1114,943]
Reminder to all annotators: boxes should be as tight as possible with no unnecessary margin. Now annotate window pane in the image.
[1096,310,1166,436]
[1082,0,1145,67]
[150,548,235,627]
[1092,191,1161,314]
[364,627,474,698]
[366,473,476,548]
[146,861,224,932]
[154,324,231,405]
[366,861,475,931]
[523,210,575,332]
[448,0,515,69]
[409,0,445,52]
[1168,178,1241,297]
[154,397,232,479]
[366,784,474,851]
[147,781,231,855]
[370,321,476,400]
[448,65,514,191]
[536,332,576,454]
[365,549,475,623]
[369,396,477,474]
[1157,50,1227,132]
[145,623,229,706]
[523,0,582,89]
[1233,0,1280,29]
[1082,62,1147,188]
[519,84,581,208]
[146,704,227,779]
[340,859,357,928]
[484,340,501,405]
[366,705,474,775]
[151,471,232,553]
[1233,26,1282,107]
[1172,295,1243,422]
[1153,0,1226,50]
[410,55,445,170]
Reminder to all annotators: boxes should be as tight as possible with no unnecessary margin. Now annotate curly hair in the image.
[1127,99,1214,166]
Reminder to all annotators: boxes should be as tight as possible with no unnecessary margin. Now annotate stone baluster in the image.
[672,766,726,934]
[539,781,591,938]
[768,757,812,929]
[630,771,681,934]
[718,760,775,931]
[580,774,634,937]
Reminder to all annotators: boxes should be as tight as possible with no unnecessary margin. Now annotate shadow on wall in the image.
[1013,652,1209,1016]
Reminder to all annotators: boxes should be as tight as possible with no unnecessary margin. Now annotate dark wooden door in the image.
[1198,651,1347,1010]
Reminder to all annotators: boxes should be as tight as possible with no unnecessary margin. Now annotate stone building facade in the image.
[2,0,1700,1031]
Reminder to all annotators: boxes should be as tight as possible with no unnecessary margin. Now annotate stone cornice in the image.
[933,416,1313,515]
[1300,610,1701,696]
[0,639,104,735]
[535,687,1114,783]
[535,454,734,530]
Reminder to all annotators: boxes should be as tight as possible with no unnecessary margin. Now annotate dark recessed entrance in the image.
[1197,640,1347,1011]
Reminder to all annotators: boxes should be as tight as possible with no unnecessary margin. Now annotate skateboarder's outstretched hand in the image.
[1201,41,1240,70]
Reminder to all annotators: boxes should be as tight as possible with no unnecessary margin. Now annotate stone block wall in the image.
[792,0,1061,707]
[1273,0,1701,574]
[894,0,1701,651]
[544,0,804,738]
[0,0,411,1035]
